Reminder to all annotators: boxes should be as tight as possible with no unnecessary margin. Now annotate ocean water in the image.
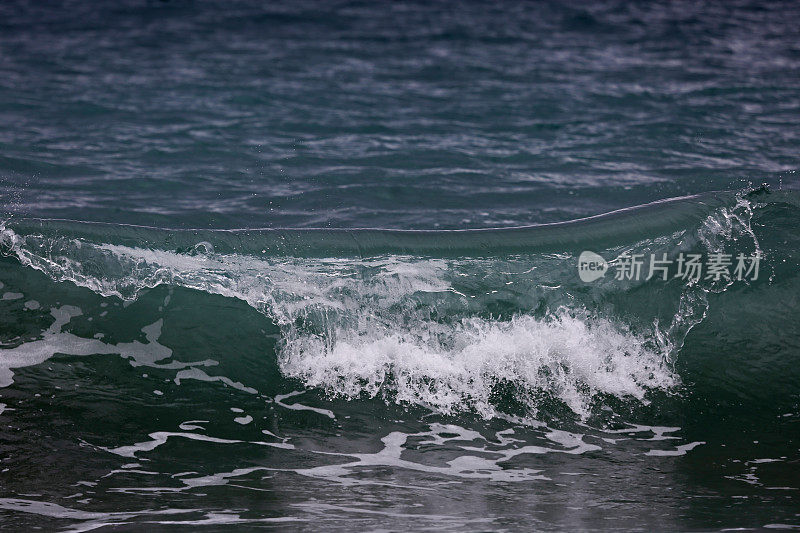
[1,0,799,530]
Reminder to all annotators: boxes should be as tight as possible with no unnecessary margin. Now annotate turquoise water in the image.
[1,1,799,530]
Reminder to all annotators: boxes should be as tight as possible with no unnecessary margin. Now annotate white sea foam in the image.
[0,302,216,388]
[280,311,675,418]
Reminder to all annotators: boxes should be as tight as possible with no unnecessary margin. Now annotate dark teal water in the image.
[1,1,799,530]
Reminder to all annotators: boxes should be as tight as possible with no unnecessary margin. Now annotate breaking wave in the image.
[1,187,797,420]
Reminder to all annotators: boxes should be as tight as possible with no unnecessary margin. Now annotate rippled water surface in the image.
[1,0,799,531]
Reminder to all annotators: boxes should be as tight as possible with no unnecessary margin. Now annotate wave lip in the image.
[2,190,745,257]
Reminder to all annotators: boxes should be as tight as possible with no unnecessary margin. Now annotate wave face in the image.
[1,189,799,529]
[0,191,765,414]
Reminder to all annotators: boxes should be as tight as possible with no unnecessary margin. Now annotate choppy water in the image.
[1,1,799,531]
